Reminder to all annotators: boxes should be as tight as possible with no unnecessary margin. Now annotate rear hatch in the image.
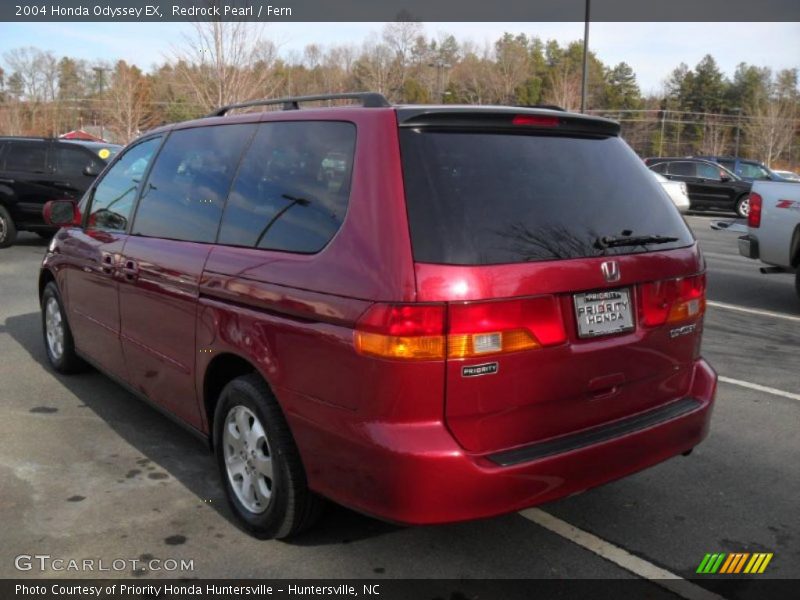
[398,108,705,454]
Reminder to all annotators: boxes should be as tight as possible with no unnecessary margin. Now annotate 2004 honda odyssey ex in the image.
[39,93,717,539]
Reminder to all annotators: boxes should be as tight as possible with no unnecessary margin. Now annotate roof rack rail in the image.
[207,92,391,117]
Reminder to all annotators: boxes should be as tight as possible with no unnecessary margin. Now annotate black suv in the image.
[643,157,752,217]
[0,137,121,247]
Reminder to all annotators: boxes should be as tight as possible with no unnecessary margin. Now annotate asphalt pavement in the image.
[0,214,797,596]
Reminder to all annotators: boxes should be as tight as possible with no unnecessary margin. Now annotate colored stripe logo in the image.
[696,553,773,574]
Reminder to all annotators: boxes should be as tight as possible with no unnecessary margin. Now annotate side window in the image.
[88,137,161,232]
[668,162,696,177]
[131,125,253,243]
[649,162,667,174]
[55,145,98,176]
[697,163,721,180]
[217,121,357,253]
[718,159,735,172]
[5,141,47,173]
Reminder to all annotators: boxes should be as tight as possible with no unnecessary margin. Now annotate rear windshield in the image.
[399,130,694,265]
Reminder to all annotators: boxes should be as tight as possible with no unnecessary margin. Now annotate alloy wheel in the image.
[45,297,65,360]
[223,405,274,514]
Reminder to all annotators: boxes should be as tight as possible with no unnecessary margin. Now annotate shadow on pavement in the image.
[3,310,399,546]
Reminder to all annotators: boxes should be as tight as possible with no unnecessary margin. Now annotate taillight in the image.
[354,304,446,360]
[354,296,566,360]
[748,192,762,228]
[448,297,565,358]
[512,115,560,127]
[639,274,706,327]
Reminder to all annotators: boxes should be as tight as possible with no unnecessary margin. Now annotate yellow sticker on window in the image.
[98,148,110,159]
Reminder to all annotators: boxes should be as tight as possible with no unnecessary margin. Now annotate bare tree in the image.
[744,101,796,166]
[171,20,280,112]
[543,60,581,111]
[105,61,152,143]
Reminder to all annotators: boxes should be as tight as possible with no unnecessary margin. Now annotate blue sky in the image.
[1,22,798,94]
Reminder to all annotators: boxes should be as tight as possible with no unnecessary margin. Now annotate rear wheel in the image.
[0,205,17,248]
[41,281,86,373]
[736,194,750,219]
[214,374,323,539]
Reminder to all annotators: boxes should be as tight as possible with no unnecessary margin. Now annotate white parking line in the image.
[520,508,725,600]
[718,376,800,402]
[706,300,800,322]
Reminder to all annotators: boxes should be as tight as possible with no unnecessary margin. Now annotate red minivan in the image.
[40,93,717,539]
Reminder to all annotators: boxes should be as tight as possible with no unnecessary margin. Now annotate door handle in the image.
[0,178,14,184]
[121,258,139,281]
[52,181,74,189]
[100,254,115,275]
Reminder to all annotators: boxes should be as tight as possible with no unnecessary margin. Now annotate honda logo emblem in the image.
[601,261,620,282]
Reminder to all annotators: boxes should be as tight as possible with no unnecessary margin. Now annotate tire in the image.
[735,194,750,219]
[41,281,86,374]
[795,270,800,301]
[214,373,324,539]
[0,205,17,248]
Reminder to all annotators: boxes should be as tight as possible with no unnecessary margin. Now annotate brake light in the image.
[639,274,706,327]
[354,296,566,360]
[512,115,560,127]
[748,192,762,228]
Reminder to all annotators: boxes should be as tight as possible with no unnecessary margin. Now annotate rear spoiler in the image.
[396,107,620,137]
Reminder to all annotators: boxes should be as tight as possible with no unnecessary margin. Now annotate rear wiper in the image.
[595,234,679,249]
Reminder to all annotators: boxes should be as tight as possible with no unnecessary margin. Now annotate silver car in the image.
[653,171,690,213]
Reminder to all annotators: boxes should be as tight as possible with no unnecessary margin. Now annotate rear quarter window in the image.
[217,121,356,253]
[400,130,694,265]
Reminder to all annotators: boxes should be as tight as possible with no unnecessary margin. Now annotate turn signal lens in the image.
[640,274,706,327]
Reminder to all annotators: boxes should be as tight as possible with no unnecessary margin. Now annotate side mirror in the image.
[84,164,100,177]
[720,175,731,182]
[43,200,81,227]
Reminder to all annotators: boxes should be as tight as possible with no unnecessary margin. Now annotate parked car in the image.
[772,169,800,183]
[738,181,800,299]
[652,171,690,213]
[696,155,798,183]
[644,157,752,217]
[0,137,121,247]
[40,93,717,539]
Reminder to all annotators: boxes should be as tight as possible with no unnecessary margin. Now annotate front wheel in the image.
[214,374,323,539]
[736,194,750,219]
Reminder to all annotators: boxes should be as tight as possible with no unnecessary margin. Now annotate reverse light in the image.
[748,192,762,228]
[640,274,706,327]
[354,296,566,360]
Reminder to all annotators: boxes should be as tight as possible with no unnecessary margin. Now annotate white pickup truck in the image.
[738,180,800,298]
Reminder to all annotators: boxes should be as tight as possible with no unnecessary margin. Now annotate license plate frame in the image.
[573,288,635,339]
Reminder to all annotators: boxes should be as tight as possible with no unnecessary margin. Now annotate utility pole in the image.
[732,107,742,159]
[659,109,667,157]
[93,66,108,141]
[580,0,591,113]
[428,60,451,103]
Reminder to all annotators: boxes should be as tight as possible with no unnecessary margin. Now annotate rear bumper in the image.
[738,235,759,259]
[297,358,717,525]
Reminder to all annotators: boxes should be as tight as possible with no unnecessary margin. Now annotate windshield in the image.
[399,130,694,265]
